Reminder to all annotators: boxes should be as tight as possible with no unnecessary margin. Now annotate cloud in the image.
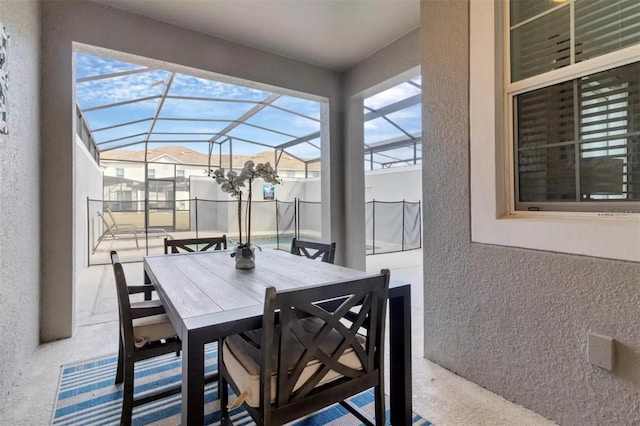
[272,96,321,120]
[76,69,168,108]
[76,53,143,78]
[364,82,420,110]
[292,115,321,132]
[169,74,269,101]
[158,97,257,121]
[283,141,321,159]
[364,120,381,130]
[386,104,421,120]
[245,107,320,139]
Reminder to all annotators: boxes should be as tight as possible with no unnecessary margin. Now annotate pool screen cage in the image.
[76,51,423,265]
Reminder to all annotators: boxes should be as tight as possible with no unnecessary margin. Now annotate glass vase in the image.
[234,245,255,270]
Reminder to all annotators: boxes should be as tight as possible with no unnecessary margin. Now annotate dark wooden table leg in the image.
[389,285,412,425]
[182,331,205,425]
[143,268,152,301]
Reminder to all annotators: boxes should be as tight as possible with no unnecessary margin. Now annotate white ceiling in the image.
[92,0,420,71]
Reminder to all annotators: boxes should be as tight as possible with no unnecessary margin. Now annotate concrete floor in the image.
[0,249,555,425]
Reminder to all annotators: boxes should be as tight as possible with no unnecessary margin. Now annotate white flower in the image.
[209,156,283,246]
[210,158,280,200]
[239,169,252,179]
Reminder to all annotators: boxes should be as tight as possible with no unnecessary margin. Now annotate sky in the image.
[75,53,421,166]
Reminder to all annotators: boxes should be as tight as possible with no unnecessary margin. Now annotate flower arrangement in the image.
[209,161,280,250]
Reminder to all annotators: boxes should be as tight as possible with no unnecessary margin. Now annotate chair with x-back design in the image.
[219,269,390,425]
[163,235,227,254]
[290,237,336,264]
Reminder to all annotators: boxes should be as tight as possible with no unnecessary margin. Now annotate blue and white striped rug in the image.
[52,343,430,425]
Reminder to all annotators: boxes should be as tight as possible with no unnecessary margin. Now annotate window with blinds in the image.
[511,5,570,81]
[575,0,640,63]
[508,0,640,212]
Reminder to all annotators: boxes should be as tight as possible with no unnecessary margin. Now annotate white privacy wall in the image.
[365,166,421,202]
[0,0,40,411]
[73,135,103,276]
[187,170,423,240]
[191,169,419,208]
[421,1,640,423]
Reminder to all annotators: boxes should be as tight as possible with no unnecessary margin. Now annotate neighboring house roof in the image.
[100,145,320,171]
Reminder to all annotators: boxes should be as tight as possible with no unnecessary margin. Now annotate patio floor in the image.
[0,249,554,425]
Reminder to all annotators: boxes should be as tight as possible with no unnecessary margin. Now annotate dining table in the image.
[143,248,412,425]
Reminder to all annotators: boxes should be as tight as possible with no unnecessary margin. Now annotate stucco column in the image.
[322,97,348,265]
[40,20,75,341]
[342,95,366,270]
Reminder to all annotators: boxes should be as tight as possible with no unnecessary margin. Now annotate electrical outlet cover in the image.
[588,332,614,370]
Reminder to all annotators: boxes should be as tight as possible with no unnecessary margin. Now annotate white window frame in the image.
[470,0,640,262]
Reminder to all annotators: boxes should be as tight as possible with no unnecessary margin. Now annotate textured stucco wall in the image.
[73,136,103,276]
[0,0,40,410]
[421,1,640,424]
[41,0,345,340]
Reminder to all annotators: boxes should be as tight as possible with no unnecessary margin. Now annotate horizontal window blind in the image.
[511,6,570,81]
[517,80,575,149]
[515,62,640,208]
[575,0,640,63]
[510,0,640,82]
[510,0,558,27]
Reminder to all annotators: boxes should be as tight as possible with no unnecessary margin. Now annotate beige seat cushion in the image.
[132,314,177,348]
[223,317,365,408]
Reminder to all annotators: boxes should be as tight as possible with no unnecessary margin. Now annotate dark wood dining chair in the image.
[163,235,227,254]
[219,269,390,426]
[290,237,336,264]
[110,251,182,426]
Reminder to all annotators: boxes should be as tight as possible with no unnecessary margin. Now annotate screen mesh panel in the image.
[276,200,296,250]
[579,63,640,200]
[365,200,422,254]
[372,202,404,253]
[247,201,277,235]
[403,202,421,250]
[195,199,234,238]
[517,80,575,148]
[518,145,577,202]
[515,62,640,208]
[365,202,374,255]
[297,201,321,240]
